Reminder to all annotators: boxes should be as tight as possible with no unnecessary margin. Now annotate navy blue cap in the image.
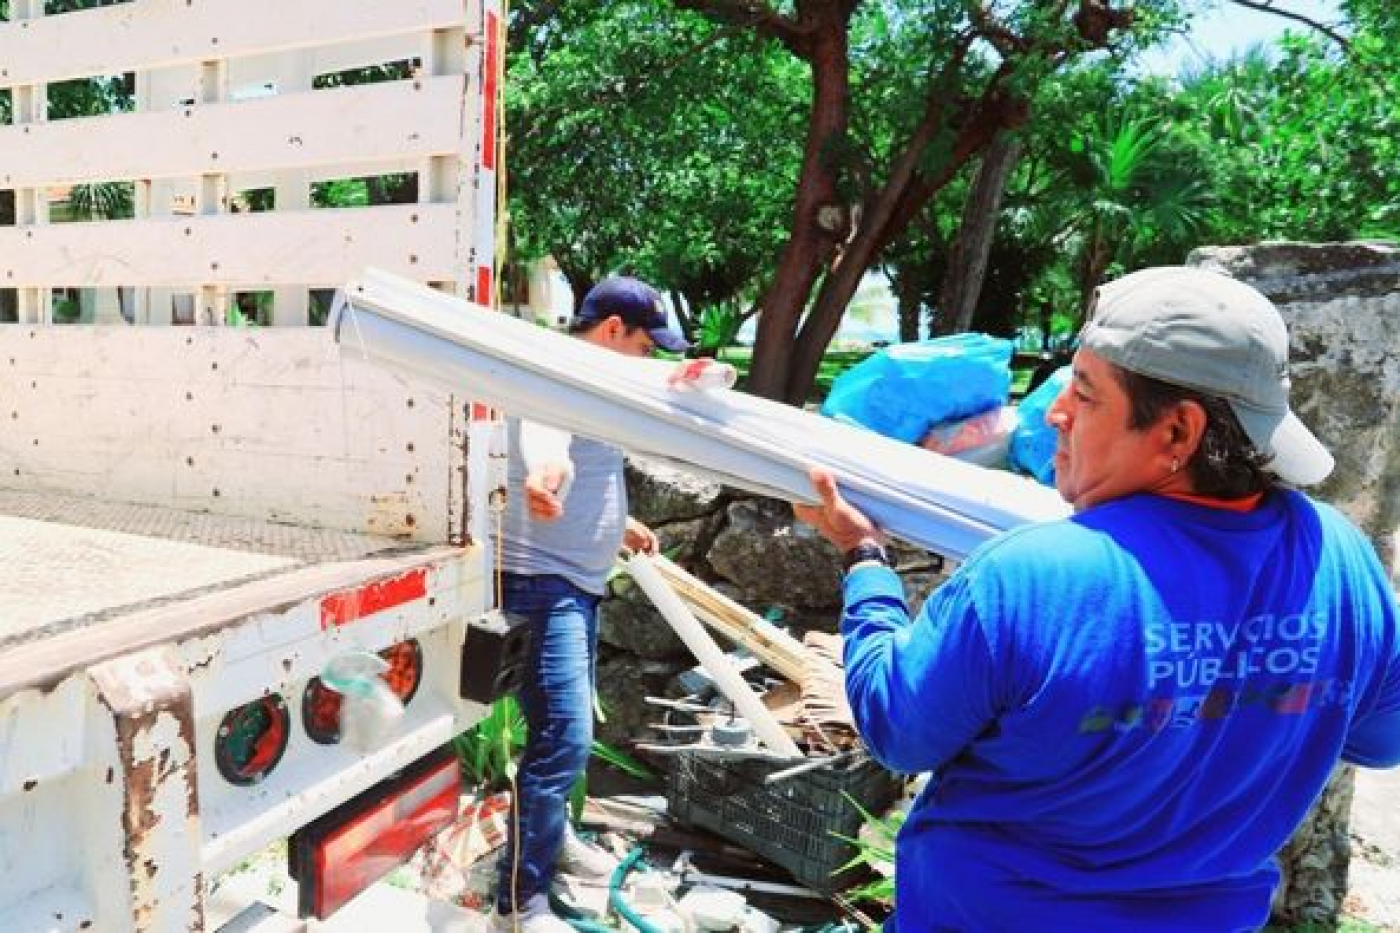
[575,276,690,353]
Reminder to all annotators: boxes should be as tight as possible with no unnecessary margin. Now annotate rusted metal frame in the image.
[88,646,205,933]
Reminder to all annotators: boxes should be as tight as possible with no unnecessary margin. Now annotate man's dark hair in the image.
[1115,368,1278,498]
[566,318,644,337]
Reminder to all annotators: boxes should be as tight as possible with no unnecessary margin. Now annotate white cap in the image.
[1081,266,1334,486]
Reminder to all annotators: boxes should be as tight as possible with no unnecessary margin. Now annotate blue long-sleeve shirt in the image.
[843,490,1400,932]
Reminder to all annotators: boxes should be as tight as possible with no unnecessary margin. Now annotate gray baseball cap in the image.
[1081,266,1334,486]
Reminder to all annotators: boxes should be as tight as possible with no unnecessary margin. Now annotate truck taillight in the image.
[379,639,424,701]
[215,695,291,785]
[303,639,424,745]
[289,747,460,919]
[302,679,343,745]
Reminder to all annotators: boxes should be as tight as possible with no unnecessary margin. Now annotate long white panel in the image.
[0,205,456,287]
[0,0,465,88]
[336,271,1074,562]
[0,78,462,188]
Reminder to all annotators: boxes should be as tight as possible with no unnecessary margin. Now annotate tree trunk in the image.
[783,67,1019,404]
[1077,227,1113,328]
[890,269,924,343]
[934,134,1022,336]
[679,0,1126,405]
[1271,765,1355,927]
[746,9,852,401]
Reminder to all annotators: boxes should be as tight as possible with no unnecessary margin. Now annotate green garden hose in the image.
[608,846,662,933]
[551,845,658,933]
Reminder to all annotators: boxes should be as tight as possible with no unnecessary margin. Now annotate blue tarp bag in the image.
[1009,365,1071,486]
[821,334,1013,443]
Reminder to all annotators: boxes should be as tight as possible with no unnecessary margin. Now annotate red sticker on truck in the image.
[320,569,427,629]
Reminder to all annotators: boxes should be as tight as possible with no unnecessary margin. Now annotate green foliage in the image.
[452,695,658,810]
[67,182,134,220]
[51,295,81,324]
[311,175,416,209]
[506,0,801,320]
[1175,31,1400,244]
[508,2,1391,377]
[313,60,414,90]
[695,302,750,355]
[832,790,905,911]
[454,696,527,787]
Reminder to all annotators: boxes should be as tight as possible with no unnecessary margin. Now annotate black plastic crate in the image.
[666,751,903,893]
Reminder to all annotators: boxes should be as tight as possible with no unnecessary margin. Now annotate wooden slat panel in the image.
[0,0,465,89]
[0,203,456,287]
[0,326,460,540]
[0,77,462,188]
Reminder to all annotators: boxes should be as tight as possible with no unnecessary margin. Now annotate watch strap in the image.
[842,542,891,572]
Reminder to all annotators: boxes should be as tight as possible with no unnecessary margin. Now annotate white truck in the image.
[0,2,513,929]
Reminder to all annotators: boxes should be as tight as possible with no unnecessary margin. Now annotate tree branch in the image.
[1223,0,1351,50]
[672,0,808,52]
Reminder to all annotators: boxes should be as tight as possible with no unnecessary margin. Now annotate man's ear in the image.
[1167,399,1208,458]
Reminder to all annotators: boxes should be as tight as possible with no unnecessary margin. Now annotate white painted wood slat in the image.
[0,326,462,540]
[0,77,463,188]
[0,203,456,287]
[0,0,466,89]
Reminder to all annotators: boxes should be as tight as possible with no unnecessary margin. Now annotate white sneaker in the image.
[555,825,619,881]
[490,893,575,932]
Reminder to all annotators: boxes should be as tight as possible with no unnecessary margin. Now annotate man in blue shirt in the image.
[798,266,1400,931]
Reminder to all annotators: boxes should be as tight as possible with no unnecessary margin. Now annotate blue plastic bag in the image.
[1009,365,1071,486]
[821,334,1013,443]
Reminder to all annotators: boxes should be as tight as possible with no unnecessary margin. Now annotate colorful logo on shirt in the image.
[1077,611,1347,735]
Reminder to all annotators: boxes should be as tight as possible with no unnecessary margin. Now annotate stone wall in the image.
[594,457,946,750]
[1189,241,1400,925]
[1190,241,1400,580]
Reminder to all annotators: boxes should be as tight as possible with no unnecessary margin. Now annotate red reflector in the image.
[320,568,427,629]
[291,748,460,919]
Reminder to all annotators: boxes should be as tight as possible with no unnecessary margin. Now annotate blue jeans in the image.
[495,573,600,913]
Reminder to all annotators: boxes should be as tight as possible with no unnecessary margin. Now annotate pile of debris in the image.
[411,553,907,930]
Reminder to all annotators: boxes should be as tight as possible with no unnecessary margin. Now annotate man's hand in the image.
[793,467,885,553]
[524,464,569,520]
[623,517,659,556]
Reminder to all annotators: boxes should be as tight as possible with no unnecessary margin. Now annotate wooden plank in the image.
[0,203,456,287]
[0,0,465,89]
[651,556,811,684]
[0,77,463,188]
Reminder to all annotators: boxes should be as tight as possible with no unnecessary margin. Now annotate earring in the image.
[1170,457,1180,474]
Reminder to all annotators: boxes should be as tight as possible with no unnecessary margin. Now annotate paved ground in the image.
[211,766,1400,931]
[1346,766,1400,931]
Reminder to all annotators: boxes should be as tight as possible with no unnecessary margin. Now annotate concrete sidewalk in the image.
[1347,766,1400,931]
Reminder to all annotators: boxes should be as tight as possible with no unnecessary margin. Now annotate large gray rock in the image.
[1271,766,1357,925]
[652,514,726,567]
[593,653,679,751]
[706,498,845,610]
[1190,241,1400,303]
[626,455,727,525]
[599,574,688,660]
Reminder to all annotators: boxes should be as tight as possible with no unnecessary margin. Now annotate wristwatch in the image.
[842,541,891,572]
